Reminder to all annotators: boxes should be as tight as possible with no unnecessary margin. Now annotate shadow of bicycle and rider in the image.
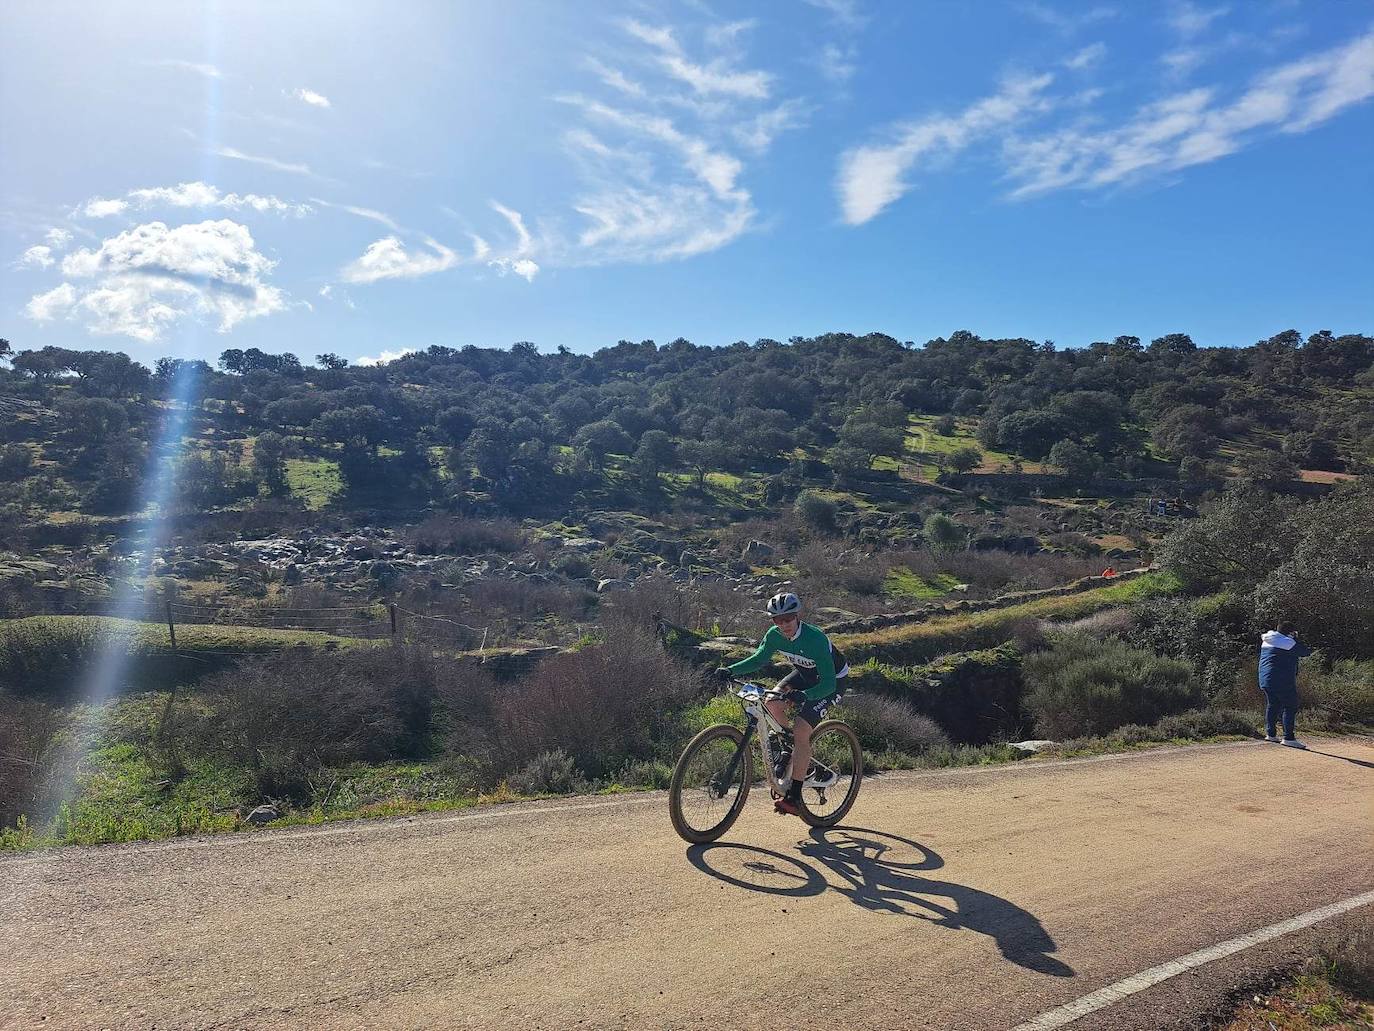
[687,827,1074,978]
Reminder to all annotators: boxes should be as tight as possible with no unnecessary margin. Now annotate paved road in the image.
[4,739,1371,1030]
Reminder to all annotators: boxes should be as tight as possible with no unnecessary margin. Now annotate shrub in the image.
[507,750,584,795]
[843,694,950,755]
[409,515,526,556]
[922,513,964,552]
[0,691,70,827]
[1317,913,1374,999]
[793,490,838,533]
[1302,660,1374,725]
[487,626,703,777]
[1023,635,1198,739]
[192,646,456,801]
[1151,708,1256,739]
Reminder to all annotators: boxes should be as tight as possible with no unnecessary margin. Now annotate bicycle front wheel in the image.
[669,724,753,844]
[799,720,863,828]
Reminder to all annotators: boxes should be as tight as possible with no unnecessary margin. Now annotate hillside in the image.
[1,331,1372,849]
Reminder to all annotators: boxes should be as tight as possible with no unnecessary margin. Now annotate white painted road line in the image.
[1011,889,1374,1031]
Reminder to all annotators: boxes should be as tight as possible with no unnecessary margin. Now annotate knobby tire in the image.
[669,723,752,844]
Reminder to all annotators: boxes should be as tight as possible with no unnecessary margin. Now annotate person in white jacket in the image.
[1258,622,1312,748]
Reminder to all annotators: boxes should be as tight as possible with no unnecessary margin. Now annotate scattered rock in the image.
[559,537,602,552]
[245,804,280,825]
[596,578,630,593]
[741,540,774,562]
[1009,740,1055,754]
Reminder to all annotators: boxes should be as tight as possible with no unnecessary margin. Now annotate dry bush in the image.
[466,577,595,622]
[489,626,705,777]
[842,694,950,755]
[192,647,453,801]
[1316,911,1374,998]
[0,691,69,827]
[1055,607,1135,640]
[409,515,526,556]
[605,575,757,637]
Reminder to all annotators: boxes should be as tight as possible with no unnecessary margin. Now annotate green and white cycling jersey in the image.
[724,621,848,701]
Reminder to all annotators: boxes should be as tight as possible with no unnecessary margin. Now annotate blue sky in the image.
[3,0,1372,364]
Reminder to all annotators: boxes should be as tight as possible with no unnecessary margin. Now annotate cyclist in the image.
[716,592,849,817]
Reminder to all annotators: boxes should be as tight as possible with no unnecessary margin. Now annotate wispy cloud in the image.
[622,19,772,99]
[291,87,332,109]
[25,219,285,341]
[150,58,223,79]
[309,198,402,232]
[1064,42,1107,71]
[1006,28,1374,197]
[216,146,319,179]
[45,228,73,248]
[802,0,868,30]
[837,73,1055,224]
[1168,2,1230,39]
[78,181,312,219]
[819,42,858,83]
[1016,3,1117,34]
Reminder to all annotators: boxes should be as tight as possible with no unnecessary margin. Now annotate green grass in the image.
[0,615,378,699]
[883,566,963,601]
[836,571,1182,664]
[284,456,342,510]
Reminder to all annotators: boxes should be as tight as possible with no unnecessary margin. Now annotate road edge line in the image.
[1010,889,1374,1031]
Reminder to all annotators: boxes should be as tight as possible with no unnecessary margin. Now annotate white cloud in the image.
[310,198,402,231]
[79,181,312,219]
[488,257,541,282]
[45,228,73,248]
[802,0,867,29]
[16,245,54,269]
[216,146,317,178]
[1016,3,1116,34]
[292,87,332,108]
[1065,43,1107,70]
[468,234,491,261]
[622,19,772,99]
[733,100,810,153]
[1168,2,1229,39]
[837,73,1055,224]
[585,57,645,98]
[151,59,223,79]
[26,219,285,341]
[24,283,77,321]
[356,348,416,367]
[1006,28,1374,197]
[819,43,857,83]
[572,185,753,262]
[319,285,333,298]
[82,198,130,218]
[339,236,458,284]
[489,201,534,254]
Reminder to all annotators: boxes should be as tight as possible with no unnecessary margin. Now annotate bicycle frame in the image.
[735,682,791,795]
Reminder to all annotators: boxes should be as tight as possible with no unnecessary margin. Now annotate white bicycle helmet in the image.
[765,592,802,617]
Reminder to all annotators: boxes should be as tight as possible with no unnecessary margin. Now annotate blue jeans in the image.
[1261,686,1297,740]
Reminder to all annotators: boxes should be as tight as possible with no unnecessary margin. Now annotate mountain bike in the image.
[668,679,863,844]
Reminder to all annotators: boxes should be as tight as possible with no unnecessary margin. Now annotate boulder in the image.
[596,578,631,593]
[245,804,280,825]
[741,539,774,562]
[560,537,602,552]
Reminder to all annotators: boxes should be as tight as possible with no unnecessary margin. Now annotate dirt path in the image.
[4,739,1372,1031]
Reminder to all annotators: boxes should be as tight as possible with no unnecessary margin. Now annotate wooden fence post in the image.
[389,603,398,641]
[165,598,177,650]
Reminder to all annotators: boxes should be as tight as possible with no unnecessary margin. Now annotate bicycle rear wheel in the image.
[798,720,862,828]
[669,724,753,844]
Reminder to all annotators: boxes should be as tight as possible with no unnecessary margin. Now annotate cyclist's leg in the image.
[791,714,814,783]
[765,670,798,727]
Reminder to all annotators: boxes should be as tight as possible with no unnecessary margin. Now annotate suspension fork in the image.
[715,715,757,795]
